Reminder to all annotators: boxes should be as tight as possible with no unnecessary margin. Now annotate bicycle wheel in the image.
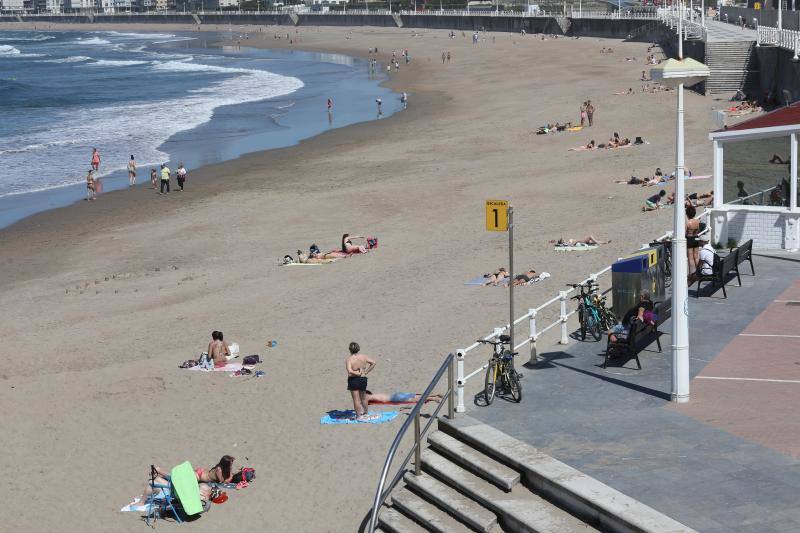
[602,308,618,331]
[589,311,602,341]
[578,304,586,341]
[484,360,497,405]
[507,368,522,402]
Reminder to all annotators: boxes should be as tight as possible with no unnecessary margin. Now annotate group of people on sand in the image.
[579,133,640,151]
[283,234,377,264]
[617,166,691,187]
[551,236,611,247]
[481,267,543,287]
[579,101,595,127]
[85,148,187,201]
[642,189,713,212]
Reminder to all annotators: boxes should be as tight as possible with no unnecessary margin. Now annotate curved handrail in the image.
[366,352,455,533]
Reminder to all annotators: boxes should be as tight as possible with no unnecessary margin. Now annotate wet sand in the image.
[0,23,721,532]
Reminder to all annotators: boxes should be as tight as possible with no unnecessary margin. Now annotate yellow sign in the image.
[625,248,658,268]
[754,2,761,9]
[485,200,509,232]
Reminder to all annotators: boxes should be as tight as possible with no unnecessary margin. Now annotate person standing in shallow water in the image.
[86,169,96,201]
[376,98,382,117]
[159,163,171,195]
[586,100,595,127]
[91,148,100,171]
[127,155,136,187]
[150,168,157,189]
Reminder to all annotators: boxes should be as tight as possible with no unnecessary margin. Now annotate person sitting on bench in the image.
[608,290,654,343]
[698,235,715,276]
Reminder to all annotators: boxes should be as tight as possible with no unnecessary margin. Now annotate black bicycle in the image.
[477,335,522,405]
[651,239,672,288]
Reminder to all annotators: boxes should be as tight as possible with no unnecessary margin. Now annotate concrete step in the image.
[403,471,499,533]
[428,431,520,491]
[392,488,475,533]
[438,416,696,533]
[378,506,428,533]
[421,450,598,532]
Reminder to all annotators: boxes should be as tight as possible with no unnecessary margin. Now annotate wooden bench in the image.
[695,249,740,298]
[603,301,665,370]
[732,239,755,277]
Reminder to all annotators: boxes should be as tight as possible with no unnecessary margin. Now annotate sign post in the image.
[485,200,514,353]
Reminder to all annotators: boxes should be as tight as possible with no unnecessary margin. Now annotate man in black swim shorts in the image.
[345,342,377,421]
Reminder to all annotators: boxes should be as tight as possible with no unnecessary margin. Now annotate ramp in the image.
[15,15,22,22]
[191,13,201,25]
[392,13,403,28]
[289,12,299,26]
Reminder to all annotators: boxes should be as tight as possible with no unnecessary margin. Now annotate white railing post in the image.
[559,291,569,345]
[455,349,465,413]
[794,35,799,61]
[528,309,538,365]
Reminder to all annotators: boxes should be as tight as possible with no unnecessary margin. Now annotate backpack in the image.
[366,236,378,249]
[242,354,261,366]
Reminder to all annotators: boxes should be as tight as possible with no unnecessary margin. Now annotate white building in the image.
[45,0,64,12]
[1,0,26,12]
[66,0,99,11]
[218,0,238,8]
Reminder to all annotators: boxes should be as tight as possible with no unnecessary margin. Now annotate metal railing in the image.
[726,185,779,206]
[367,352,455,533]
[757,25,800,58]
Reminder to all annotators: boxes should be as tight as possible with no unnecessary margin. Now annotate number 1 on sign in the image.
[485,200,509,232]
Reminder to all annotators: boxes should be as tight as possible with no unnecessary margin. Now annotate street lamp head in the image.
[650,57,711,88]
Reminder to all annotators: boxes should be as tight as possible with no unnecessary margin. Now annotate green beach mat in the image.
[171,461,203,516]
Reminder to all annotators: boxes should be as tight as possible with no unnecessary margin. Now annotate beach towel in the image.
[466,272,550,286]
[188,362,243,372]
[465,275,492,286]
[687,174,711,180]
[281,261,331,266]
[320,410,399,425]
[554,244,599,251]
[566,126,583,132]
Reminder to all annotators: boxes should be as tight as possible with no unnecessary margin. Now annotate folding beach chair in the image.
[144,461,204,526]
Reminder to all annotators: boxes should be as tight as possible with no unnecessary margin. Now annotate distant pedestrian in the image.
[376,98,382,117]
[150,168,157,189]
[400,92,408,109]
[394,61,399,72]
[442,51,446,64]
[327,97,333,111]
[159,163,171,194]
[176,162,187,191]
[127,155,137,187]
[90,148,100,171]
[447,51,451,62]
[86,169,96,201]
[580,101,587,127]
[586,100,595,127]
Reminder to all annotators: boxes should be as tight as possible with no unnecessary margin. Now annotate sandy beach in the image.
[0,23,720,532]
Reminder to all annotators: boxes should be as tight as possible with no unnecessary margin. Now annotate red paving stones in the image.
[673,279,800,459]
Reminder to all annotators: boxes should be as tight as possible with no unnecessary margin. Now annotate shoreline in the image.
[0,24,721,532]
[0,26,404,231]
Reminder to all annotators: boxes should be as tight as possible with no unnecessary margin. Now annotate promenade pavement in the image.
[468,252,800,533]
[704,19,758,43]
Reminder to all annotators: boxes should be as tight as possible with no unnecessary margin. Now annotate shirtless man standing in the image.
[345,342,377,421]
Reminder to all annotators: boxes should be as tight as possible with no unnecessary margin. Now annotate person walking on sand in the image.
[86,169,96,201]
[327,97,333,112]
[127,155,136,187]
[400,92,408,109]
[150,168,157,189]
[345,342,378,421]
[442,51,446,64]
[580,102,587,127]
[91,148,100,171]
[586,100,595,127]
[447,51,451,62]
[159,163,171,195]
[376,98,382,117]
[176,162,187,191]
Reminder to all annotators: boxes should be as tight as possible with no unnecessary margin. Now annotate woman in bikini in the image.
[482,268,508,286]
[86,170,96,201]
[208,331,231,367]
[685,205,701,278]
[195,455,236,484]
[341,234,367,254]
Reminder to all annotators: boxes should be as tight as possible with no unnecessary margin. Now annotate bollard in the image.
[559,292,569,345]
[528,309,538,365]
[456,350,466,413]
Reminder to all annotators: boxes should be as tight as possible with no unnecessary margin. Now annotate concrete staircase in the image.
[191,13,201,25]
[704,41,758,95]
[553,16,572,35]
[392,13,404,28]
[375,416,696,533]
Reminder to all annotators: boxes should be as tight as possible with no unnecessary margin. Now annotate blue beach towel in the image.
[465,276,509,286]
[320,410,399,425]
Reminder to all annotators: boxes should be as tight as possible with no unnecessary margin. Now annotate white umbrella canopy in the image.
[650,57,711,88]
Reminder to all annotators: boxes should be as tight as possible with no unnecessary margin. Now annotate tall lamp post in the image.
[650,11,709,403]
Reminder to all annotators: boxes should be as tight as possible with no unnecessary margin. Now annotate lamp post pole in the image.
[671,0,691,403]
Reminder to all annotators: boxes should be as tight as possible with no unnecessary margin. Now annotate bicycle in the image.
[477,335,522,405]
[650,238,672,288]
[568,282,612,342]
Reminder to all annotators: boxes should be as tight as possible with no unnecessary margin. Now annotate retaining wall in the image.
[755,44,800,102]
[568,18,658,40]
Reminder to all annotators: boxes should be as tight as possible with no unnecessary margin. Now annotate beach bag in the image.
[242,354,260,366]
[232,467,256,484]
[366,236,378,249]
[198,352,214,371]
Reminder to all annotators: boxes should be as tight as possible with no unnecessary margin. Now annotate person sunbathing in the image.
[511,269,538,286]
[483,268,508,286]
[552,236,610,247]
[297,250,338,264]
[366,391,444,404]
[585,140,596,149]
[341,233,367,254]
[208,330,231,367]
[195,455,236,484]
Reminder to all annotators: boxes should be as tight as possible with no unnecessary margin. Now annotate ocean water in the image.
[0,30,401,227]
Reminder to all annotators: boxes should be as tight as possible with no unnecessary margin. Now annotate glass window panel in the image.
[723,137,791,207]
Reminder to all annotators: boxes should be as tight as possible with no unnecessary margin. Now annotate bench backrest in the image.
[720,250,738,275]
[735,239,753,263]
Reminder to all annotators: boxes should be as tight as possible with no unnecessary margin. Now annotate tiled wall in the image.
[725,211,785,249]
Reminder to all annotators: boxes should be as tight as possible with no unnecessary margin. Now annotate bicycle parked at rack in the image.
[477,335,522,405]
[650,238,672,288]
[569,282,617,341]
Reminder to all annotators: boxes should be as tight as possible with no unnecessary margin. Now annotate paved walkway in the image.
[469,253,800,533]
[704,19,758,43]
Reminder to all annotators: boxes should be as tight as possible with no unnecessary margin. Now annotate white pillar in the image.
[713,140,724,208]
[455,349,465,413]
[791,133,798,211]
[779,0,783,31]
[672,81,691,404]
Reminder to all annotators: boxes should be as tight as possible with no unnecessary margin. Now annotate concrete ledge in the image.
[439,416,697,533]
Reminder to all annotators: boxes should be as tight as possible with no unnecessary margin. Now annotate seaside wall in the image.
[297,14,397,28]
[754,44,800,101]
[721,6,800,31]
[568,18,660,40]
